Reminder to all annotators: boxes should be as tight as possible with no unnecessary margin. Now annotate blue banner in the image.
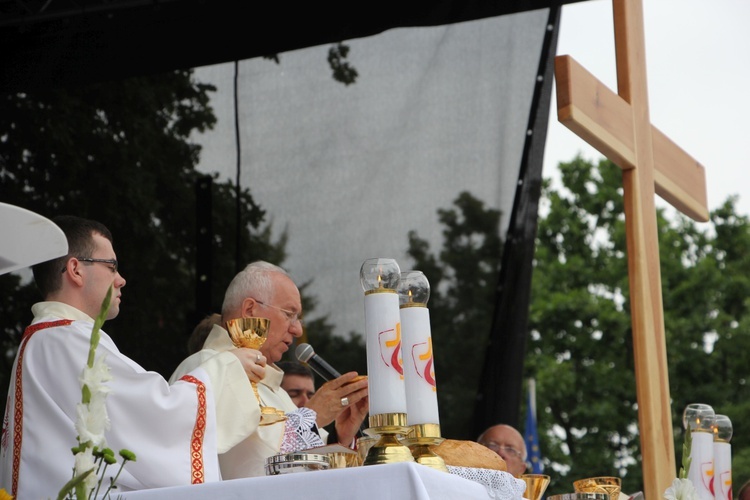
[525,378,543,474]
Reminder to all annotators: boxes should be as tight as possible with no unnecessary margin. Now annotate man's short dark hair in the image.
[187,314,222,355]
[32,215,113,298]
[277,360,314,380]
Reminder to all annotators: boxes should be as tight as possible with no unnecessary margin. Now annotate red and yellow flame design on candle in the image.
[410,337,436,390]
[379,323,404,377]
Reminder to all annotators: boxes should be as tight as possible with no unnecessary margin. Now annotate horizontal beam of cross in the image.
[556,55,708,222]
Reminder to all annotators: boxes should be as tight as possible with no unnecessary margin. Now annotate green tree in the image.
[400,156,750,493]
[405,191,504,439]
[528,156,750,495]
[0,70,289,396]
[529,157,641,492]
[697,199,750,491]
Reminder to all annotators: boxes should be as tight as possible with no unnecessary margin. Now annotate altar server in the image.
[0,216,264,499]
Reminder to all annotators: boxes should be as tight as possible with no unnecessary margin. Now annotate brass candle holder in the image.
[226,317,286,426]
[402,423,447,472]
[363,413,415,465]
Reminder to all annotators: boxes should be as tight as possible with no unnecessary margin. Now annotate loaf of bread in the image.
[429,439,507,471]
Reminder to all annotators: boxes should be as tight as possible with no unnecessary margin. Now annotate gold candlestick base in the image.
[363,413,415,466]
[402,423,447,472]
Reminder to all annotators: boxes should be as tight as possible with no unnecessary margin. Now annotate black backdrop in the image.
[1,0,585,92]
[2,0,586,436]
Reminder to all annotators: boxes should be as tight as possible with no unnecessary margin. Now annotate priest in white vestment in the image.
[0,216,265,499]
[170,261,369,478]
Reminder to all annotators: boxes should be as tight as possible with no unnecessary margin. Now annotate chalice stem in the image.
[251,381,263,405]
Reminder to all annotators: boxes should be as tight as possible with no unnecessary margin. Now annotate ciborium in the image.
[356,435,378,465]
[226,317,286,425]
[573,476,621,499]
[521,474,551,500]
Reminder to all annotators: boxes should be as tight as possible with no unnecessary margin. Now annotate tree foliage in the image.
[528,156,750,495]
[398,156,750,493]
[0,70,290,396]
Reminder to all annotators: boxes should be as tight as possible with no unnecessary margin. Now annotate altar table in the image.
[120,462,503,500]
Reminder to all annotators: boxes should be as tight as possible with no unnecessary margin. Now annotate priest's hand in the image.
[304,372,368,429]
[334,392,368,447]
[230,348,267,383]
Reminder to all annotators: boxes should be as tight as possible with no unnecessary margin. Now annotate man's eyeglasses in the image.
[480,442,525,460]
[61,257,119,274]
[255,300,303,325]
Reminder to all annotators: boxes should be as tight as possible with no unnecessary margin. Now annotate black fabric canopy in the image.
[1,0,584,91]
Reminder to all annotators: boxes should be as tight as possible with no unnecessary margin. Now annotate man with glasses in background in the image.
[171,261,368,478]
[0,216,265,499]
[277,361,316,408]
[477,424,528,476]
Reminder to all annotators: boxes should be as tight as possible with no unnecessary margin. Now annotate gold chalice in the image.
[573,476,621,499]
[226,317,286,425]
[521,474,551,500]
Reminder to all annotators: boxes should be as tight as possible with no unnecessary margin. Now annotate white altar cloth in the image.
[119,462,503,500]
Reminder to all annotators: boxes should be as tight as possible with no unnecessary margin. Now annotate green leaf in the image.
[87,285,113,368]
[56,467,93,500]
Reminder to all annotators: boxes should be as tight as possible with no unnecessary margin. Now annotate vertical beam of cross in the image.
[554,0,709,497]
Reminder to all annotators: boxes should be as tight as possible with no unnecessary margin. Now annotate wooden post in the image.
[554,1,708,497]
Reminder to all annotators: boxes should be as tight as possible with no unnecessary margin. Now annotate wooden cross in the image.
[554,1,708,498]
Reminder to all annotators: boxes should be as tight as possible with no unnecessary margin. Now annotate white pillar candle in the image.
[683,404,716,500]
[364,290,407,415]
[712,414,732,500]
[688,430,715,500]
[713,441,731,500]
[400,304,439,426]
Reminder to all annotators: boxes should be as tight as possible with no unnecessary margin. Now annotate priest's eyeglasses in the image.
[255,300,303,326]
[61,257,119,274]
[480,442,524,460]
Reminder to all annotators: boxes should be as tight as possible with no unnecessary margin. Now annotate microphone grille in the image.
[295,343,315,363]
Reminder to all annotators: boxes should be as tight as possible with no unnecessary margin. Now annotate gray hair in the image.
[221,261,291,317]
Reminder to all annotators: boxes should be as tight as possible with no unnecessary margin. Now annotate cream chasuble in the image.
[170,325,327,479]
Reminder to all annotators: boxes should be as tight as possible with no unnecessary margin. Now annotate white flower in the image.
[74,446,98,493]
[79,352,113,393]
[75,398,110,447]
[62,285,135,500]
[75,353,112,448]
[664,478,699,500]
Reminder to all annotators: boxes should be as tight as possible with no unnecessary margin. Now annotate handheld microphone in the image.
[295,342,367,439]
[295,343,342,381]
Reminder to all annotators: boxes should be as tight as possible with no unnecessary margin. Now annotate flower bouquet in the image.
[58,285,136,500]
